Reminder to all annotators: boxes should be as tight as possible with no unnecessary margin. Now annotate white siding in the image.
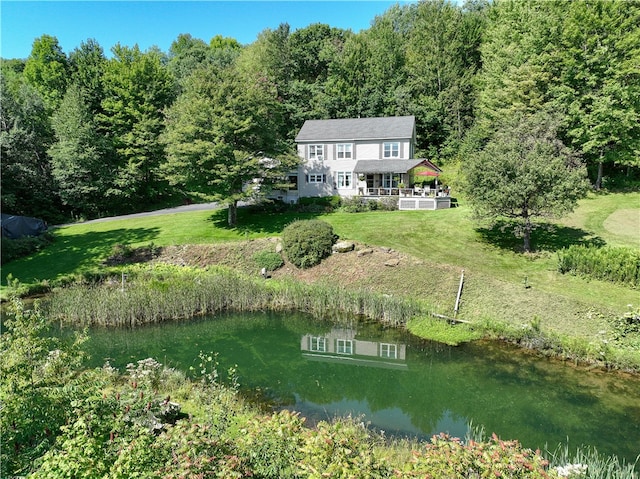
[401,140,411,159]
[355,142,380,159]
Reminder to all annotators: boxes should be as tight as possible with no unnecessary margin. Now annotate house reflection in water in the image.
[300,327,407,370]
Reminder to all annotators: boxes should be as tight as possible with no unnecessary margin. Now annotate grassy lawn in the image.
[2,209,275,287]
[2,192,638,344]
[319,193,639,339]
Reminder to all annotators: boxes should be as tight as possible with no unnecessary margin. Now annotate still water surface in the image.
[79,311,640,463]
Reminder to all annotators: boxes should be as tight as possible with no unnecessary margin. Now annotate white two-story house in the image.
[272,116,449,209]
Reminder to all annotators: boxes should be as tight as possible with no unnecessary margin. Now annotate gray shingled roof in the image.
[353,159,424,174]
[295,116,415,142]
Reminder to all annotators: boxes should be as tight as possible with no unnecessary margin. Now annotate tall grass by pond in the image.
[47,265,425,328]
[558,245,640,287]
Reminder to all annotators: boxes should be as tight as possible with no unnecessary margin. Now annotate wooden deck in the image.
[361,187,451,210]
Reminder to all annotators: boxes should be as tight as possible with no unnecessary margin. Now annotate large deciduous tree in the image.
[550,0,640,189]
[406,0,486,155]
[475,0,558,124]
[22,35,69,111]
[100,44,176,207]
[68,39,107,115]
[161,65,298,226]
[0,66,59,220]
[463,112,589,252]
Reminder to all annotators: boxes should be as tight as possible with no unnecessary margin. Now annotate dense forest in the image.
[1,0,639,223]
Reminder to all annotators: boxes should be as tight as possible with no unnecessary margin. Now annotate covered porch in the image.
[353,159,451,210]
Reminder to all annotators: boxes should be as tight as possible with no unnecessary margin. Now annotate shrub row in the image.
[338,196,399,212]
[27,362,573,479]
[250,195,399,215]
[47,266,424,328]
[558,245,640,287]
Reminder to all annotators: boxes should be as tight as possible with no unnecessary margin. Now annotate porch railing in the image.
[365,187,449,197]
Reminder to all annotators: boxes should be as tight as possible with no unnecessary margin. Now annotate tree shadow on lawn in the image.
[3,227,160,285]
[476,220,606,253]
[207,205,324,235]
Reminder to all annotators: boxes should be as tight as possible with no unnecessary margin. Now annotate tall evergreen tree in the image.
[49,84,110,217]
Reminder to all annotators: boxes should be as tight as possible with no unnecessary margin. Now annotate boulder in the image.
[357,248,374,257]
[333,241,355,253]
[384,258,400,267]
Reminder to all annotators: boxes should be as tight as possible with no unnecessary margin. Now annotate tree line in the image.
[1,0,638,224]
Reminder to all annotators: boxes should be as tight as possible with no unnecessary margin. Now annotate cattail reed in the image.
[46,266,426,328]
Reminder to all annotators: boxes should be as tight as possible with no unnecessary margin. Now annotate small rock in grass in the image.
[333,241,355,253]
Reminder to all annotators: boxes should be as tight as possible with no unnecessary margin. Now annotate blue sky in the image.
[1,1,412,59]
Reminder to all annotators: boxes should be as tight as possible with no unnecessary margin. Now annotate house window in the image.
[310,336,327,352]
[336,339,353,355]
[383,142,400,158]
[287,175,298,190]
[309,145,324,160]
[336,171,353,189]
[382,173,398,188]
[307,174,326,183]
[337,143,352,159]
[380,343,397,359]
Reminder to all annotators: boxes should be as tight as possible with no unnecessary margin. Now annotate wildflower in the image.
[554,463,587,478]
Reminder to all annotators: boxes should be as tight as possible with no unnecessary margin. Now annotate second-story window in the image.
[337,143,352,159]
[383,142,400,158]
[309,144,324,160]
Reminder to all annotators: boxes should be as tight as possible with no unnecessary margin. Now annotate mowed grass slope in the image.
[324,192,639,338]
[2,192,638,341]
[2,209,267,286]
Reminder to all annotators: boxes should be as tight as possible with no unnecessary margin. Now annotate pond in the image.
[78,311,640,464]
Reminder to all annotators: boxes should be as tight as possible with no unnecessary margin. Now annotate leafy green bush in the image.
[610,306,640,341]
[401,433,554,478]
[339,197,379,213]
[281,219,336,269]
[297,195,341,212]
[0,298,87,477]
[236,410,305,478]
[558,245,640,287]
[300,419,392,478]
[252,250,284,272]
[378,196,399,211]
[1,231,54,265]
